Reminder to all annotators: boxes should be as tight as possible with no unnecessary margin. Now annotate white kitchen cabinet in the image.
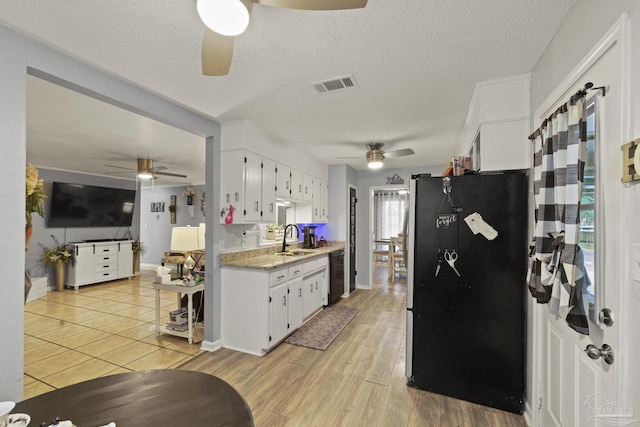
[290,168,304,200]
[67,240,133,289]
[312,178,322,222]
[220,150,277,224]
[221,254,330,356]
[261,157,277,223]
[276,163,291,198]
[320,179,328,222]
[302,173,313,202]
[269,282,289,346]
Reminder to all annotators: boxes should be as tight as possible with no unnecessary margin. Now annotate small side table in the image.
[153,282,205,344]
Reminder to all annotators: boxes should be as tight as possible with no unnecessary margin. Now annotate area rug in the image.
[285,305,358,351]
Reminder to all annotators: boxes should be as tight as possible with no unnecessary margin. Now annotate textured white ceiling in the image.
[0,0,576,180]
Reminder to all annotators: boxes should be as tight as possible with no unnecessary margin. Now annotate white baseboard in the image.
[356,283,372,290]
[200,339,222,353]
[523,401,532,427]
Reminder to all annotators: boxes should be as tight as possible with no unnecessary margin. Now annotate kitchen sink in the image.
[276,249,317,256]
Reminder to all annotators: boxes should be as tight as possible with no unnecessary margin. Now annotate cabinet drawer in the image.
[94,270,117,281]
[317,256,328,269]
[302,259,318,275]
[270,269,288,286]
[288,264,304,280]
[95,245,117,255]
[95,262,117,273]
[95,254,117,264]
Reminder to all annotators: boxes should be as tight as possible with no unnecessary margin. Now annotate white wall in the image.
[530,0,640,416]
[0,24,221,400]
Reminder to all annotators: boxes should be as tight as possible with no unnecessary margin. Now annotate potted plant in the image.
[132,240,145,275]
[266,224,278,240]
[25,164,45,302]
[42,235,74,291]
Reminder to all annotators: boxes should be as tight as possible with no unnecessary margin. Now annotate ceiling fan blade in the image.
[154,171,188,178]
[104,164,135,171]
[104,171,136,175]
[202,29,234,76]
[383,148,415,158]
[256,0,367,10]
[151,165,168,172]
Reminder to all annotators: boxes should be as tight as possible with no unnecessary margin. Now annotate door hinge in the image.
[355,197,358,203]
[261,162,264,169]
[244,156,247,163]
[244,209,247,216]
[269,335,272,342]
[355,270,357,276]
[269,296,272,303]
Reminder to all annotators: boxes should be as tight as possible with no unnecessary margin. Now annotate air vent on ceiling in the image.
[312,74,359,94]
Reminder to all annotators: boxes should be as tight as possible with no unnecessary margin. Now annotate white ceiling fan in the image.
[104,158,187,180]
[197,0,368,76]
[339,143,415,169]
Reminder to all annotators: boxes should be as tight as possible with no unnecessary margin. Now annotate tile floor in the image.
[23,266,203,399]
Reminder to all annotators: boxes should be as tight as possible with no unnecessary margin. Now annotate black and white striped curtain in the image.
[528,97,590,335]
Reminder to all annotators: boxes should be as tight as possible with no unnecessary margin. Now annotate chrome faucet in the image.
[282,224,300,253]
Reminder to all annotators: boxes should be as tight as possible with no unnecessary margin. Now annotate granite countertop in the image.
[220,242,345,270]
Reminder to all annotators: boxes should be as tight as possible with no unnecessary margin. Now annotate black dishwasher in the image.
[328,250,345,305]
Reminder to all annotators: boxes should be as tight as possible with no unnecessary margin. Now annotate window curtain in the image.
[528,97,590,335]
[374,191,408,240]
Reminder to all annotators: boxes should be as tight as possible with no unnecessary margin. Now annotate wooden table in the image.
[14,370,254,427]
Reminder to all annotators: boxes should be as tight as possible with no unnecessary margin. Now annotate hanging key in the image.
[444,249,461,277]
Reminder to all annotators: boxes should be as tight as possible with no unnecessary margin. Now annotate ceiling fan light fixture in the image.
[137,171,154,180]
[367,150,384,169]
[197,0,251,36]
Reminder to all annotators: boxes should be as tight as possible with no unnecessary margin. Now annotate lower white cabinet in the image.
[221,255,328,356]
[67,240,133,289]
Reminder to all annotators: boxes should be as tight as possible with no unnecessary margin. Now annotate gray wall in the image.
[139,184,206,265]
[0,24,220,401]
[26,168,140,285]
[355,165,442,287]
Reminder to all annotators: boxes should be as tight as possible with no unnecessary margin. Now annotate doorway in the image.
[349,185,357,292]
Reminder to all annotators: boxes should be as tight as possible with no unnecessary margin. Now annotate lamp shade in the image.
[170,226,203,252]
[198,223,206,250]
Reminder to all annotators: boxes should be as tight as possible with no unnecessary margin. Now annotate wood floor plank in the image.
[180,271,528,427]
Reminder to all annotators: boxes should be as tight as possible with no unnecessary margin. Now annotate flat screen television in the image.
[48,182,136,228]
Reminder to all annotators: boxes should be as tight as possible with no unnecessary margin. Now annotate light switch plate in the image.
[219,240,225,252]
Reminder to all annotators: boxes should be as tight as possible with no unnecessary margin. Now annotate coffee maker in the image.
[302,226,318,249]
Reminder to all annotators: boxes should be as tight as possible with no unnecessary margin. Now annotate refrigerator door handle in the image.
[402,205,409,267]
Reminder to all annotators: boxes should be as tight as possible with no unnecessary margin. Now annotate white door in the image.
[538,27,624,427]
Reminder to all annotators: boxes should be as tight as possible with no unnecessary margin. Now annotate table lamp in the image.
[170,226,203,281]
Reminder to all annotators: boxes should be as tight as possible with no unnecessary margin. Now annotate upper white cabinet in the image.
[290,168,304,200]
[459,74,531,172]
[302,173,313,202]
[276,163,291,199]
[220,150,277,224]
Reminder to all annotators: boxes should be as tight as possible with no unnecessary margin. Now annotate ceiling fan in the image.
[197,0,368,76]
[338,143,415,169]
[104,159,187,180]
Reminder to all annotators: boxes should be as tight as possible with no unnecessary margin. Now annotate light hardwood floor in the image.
[181,268,528,427]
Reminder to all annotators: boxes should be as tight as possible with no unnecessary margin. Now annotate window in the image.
[373,189,408,240]
[580,100,596,314]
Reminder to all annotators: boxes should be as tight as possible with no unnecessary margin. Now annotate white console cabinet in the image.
[67,240,133,289]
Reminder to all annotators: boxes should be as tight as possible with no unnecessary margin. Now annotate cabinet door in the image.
[288,277,304,331]
[313,272,323,310]
[290,168,303,200]
[269,282,289,347]
[320,179,328,223]
[276,163,291,198]
[303,275,316,319]
[244,151,262,222]
[261,157,277,223]
[220,150,245,224]
[312,178,322,222]
[302,173,313,202]
[117,241,133,279]
[67,245,96,286]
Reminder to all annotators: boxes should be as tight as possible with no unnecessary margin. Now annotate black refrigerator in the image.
[405,172,527,414]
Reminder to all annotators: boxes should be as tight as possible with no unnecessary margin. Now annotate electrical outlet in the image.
[242,237,247,249]
[219,240,225,251]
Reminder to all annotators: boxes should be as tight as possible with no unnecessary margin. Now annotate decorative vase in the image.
[133,251,140,275]
[55,260,66,291]
[25,224,33,246]
[187,195,193,205]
